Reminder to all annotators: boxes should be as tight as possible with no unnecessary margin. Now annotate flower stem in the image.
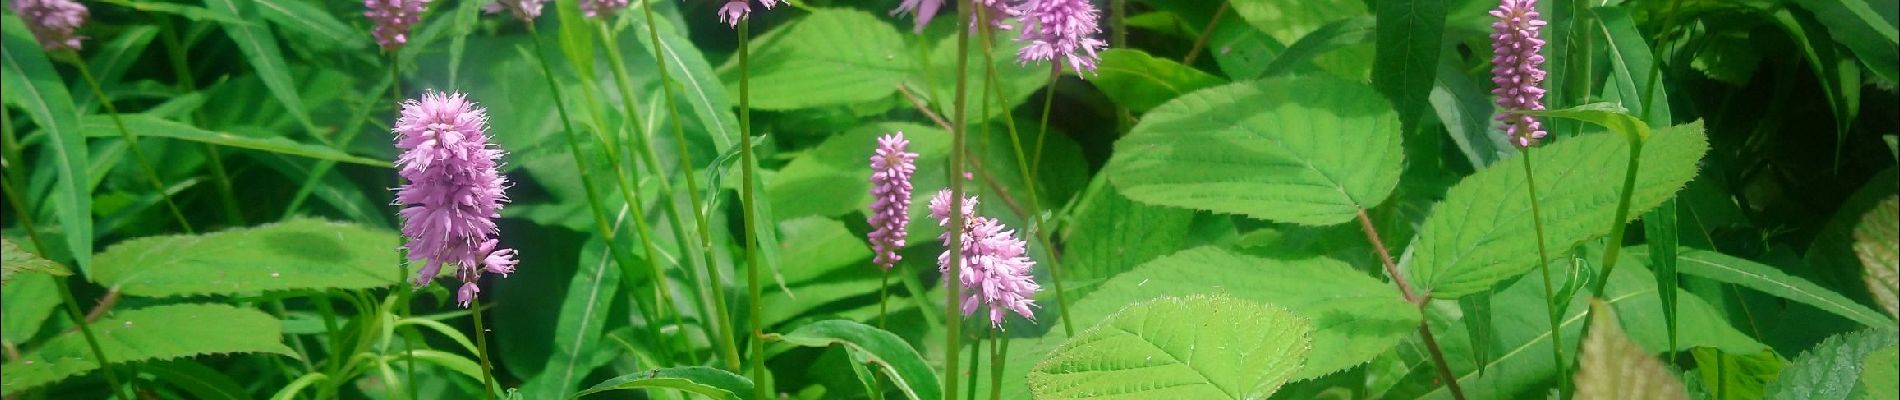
[989,328,1009,400]
[71,60,194,234]
[976,10,1073,336]
[945,2,976,400]
[470,298,498,400]
[966,330,983,400]
[738,17,771,400]
[880,268,891,329]
[0,170,129,399]
[1355,209,1464,400]
[1520,149,1568,395]
[1029,64,1060,175]
[388,54,419,400]
[1593,140,1646,295]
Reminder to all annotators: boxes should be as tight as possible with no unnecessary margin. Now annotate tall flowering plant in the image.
[393,91,519,308]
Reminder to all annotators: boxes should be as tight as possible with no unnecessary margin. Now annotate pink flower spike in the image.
[364,0,431,52]
[1016,0,1107,75]
[718,0,779,28]
[868,133,919,270]
[1490,0,1549,148]
[9,0,88,51]
[930,190,1040,329]
[393,91,518,308]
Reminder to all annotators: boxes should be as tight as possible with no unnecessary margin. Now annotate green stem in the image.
[1028,64,1059,177]
[57,276,134,400]
[965,329,983,400]
[1593,140,1645,295]
[154,16,241,227]
[470,298,498,400]
[989,327,1008,400]
[880,268,891,329]
[637,0,741,370]
[945,2,975,400]
[977,12,1073,336]
[1521,149,1568,395]
[739,18,771,400]
[388,54,419,400]
[72,60,194,234]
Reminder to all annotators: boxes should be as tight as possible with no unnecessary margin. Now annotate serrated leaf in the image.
[777,320,940,400]
[572,366,754,399]
[1861,346,1898,400]
[0,304,296,395]
[1408,122,1708,299]
[1637,248,1892,328]
[90,218,401,297]
[1104,77,1402,226]
[2,238,69,285]
[80,114,389,167]
[1575,299,1688,400]
[729,8,910,110]
[1764,330,1898,399]
[1093,48,1226,112]
[2,16,91,273]
[1029,295,1312,400]
[1852,196,1898,317]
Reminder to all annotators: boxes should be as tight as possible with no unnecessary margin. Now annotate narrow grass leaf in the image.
[1,16,91,272]
[80,114,389,167]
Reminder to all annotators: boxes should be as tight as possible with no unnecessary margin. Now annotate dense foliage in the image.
[1,0,1896,399]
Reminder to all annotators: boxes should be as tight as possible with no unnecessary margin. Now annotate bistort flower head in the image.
[364,0,431,51]
[483,0,547,22]
[1490,0,1549,148]
[1017,0,1106,74]
[891,0,1017,34]
[393,91,519,308]
[9,0,88,51]
[718,0,780,28]
[868,133,919,270]
[581,0,628,19]
[930,190,1040,328]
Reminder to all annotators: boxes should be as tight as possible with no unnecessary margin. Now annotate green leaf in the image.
[1,273,59,344]
[90,218,401,297]
[1524,102,1650,143]
[1791,0,1900,85]
[0,304,296,395]
[730,8,910,110]
[1852,196,1899,317]
[1059,174,1195,287]
[1260,17,1373,78]
[572,366,754,400]
[1861,346,1899,400]
[554,0,595,78]
[629,8,739,151]
[254,0,368,50]
[72,25,159,111]
[2,238,70,286]
[766,122,945,222]
[1372,0,1446,135]
[1574,299,1688,400]
[1641,248,1893,328]
[1431,48,1509,168]
[2,16,91,272]
[1104,77,1402,226]
[1093,49,1226,112]
[1029,295,1313,400]
[1690,348,1785,400]
[144,360,250,400]
[80,114,389,167]
[1643,198,1682,354]
[1594,7,1672,127]
[1806,167,1897,304]
[1408,122,1707,299]
[519,236,624,400]
[776,320,941,400]
[1764,330,1898,399]
[201,0,319,138]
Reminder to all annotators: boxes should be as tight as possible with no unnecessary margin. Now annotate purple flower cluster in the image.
[1017,0,1107,74]
[483,0,548,22]
[930,190,1039,328]
[718,0,780,28]
[890,0,1017,34]
[9,0,88,51]
[1490,0,1550,148]
[868,133,919,270]
[364,0,431,51]
[393,91,519,308]
[581,0,628,19]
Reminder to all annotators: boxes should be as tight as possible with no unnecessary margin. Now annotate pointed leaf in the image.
[80,114,389,167]
[776,320,940,400]
[1372,0,1446,134]
[573,366,754,399]
[1640,248,1892,328]
[0,304,296,395]
[91,218,401,297]
[1094,49,1225,112]
[1105,77,1402,225]
[1,16,91,272]
[1575,299,1688,400]
[202,0,319,137]
[1029,295,1313,400]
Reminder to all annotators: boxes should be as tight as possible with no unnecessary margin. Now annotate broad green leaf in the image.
[0,304,296,395]
[1408,122,1707,299]
[572,366,754,399]
[729,8,910,110]
[1861,347,1899,400]
[2,238,69,285]
[1104,77,1402,226]
[1064,247,1418,380]
[776,320,940,400]
[1,273,58,344]
[2,16,91,273]
[1431,48,1509,168]
[1763,330,1898,399]
[1639,248,1892,328]
[80,114,389,167]
[1574,299,1688,400]
[1594,7,1672,127]
[924,31,1055,124]
[629,7,739,151]
[1372,0,1446,134]
[520,236,625,400]
[1260,17,1373,78]
[202,0,319,139]
[90,218,401,297]
[766,122,945,222]
[1852,196,1899,317]
[1093,49,1225,112]
[1229,0,1373,77]
[1029,296,1313,400]
[1059,174,1194,287]
[1690,348,1784,400]
[254,0,368,50]
[1791,0,1900,85]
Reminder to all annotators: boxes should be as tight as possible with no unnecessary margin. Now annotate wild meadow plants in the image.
[1,0,1896,399]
